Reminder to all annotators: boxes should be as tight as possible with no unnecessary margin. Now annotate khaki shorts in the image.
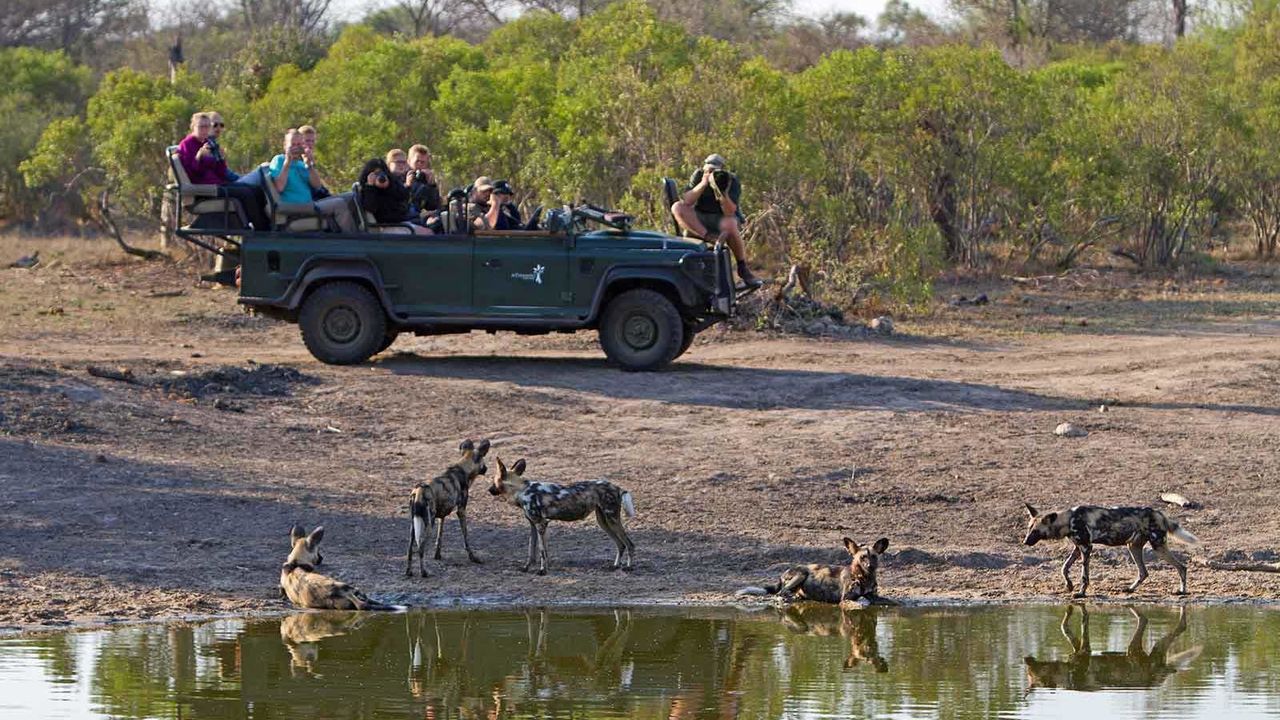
[694,210,745,234]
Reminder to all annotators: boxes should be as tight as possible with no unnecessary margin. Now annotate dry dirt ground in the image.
[2,236,1280,633]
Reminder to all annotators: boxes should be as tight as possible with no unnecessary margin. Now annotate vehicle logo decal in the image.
[511,264,546,285]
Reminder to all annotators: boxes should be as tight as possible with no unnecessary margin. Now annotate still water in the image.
[0,604,1277,719]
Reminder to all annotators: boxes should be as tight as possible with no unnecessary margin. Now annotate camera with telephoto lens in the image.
[373,170,388,183]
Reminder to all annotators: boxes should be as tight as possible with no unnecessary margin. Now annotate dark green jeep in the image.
[223,201,741,371]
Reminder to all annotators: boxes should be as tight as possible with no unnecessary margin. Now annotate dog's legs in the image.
[1061,546,1082,592]
[1150,605,1188,660]
[432,510,446,561]
[523,521,539,573]
[1125,541,1149,592]
[1074,544,1093,599]
[457,507,482,564]
[536,521,550,575]
[1152,543,1188,595]
[595,510,625,570]
[418,507,434,577]
[613,514,636,570]
[1125,606,1149,658]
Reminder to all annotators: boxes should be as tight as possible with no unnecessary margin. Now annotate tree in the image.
[238,0,333,36]
[0,0,148,64]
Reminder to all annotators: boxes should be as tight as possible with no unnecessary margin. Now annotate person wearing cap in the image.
[468,175,495,229]
[672,153,761,287]
[484,180,523,230]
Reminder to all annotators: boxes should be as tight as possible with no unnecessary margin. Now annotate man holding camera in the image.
[672,153,761,287]
[268,129,355,233]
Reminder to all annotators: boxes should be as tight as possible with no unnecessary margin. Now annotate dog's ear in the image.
[459,439,475,454]
[871,537,889,555]
[496,457,508,478]
[290,524,306,543]
[1023,503,1038,519]
[306,526,325,549]
[1042,512,1057,524]
[513,458,526,476]
[475,439,491,458]
[843,537,859,555]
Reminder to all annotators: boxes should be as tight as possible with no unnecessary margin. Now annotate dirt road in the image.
[2,239,1279,632]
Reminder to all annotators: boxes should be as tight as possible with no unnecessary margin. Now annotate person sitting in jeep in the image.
[484,180,523,230]
[358,157,431,235]
[671,153,761,287]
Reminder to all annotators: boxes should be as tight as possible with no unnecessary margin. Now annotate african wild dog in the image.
[1024,605,1200,691]
[406,439,490,577]
[486,457,636,574]
[779,605,888,672]
[737,537,891,604]
[1023,503,1199,598]
[280,525,403,611]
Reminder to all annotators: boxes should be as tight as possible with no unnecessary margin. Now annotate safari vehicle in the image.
[166,152,747,371]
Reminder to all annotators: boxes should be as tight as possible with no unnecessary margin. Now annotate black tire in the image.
[674,322,696,360]
[598,288,684,371]
[298,281,388,365]
[377,331,399,354]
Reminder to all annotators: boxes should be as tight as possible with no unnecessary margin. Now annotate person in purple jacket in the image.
[177,112,269,230]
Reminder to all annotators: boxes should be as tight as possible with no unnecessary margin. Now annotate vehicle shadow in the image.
[378,354,1085,413]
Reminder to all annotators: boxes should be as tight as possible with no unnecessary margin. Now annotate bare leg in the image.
[719,216,748,265]
[458,507,482,564]
[671,201,707,238]
[1061,546,1082,592]
[1126,542,1149,592]
[1152,544,1189,595]
[1074,545,1093,598]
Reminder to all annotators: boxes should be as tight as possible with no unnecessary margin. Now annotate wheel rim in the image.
[621,312,658,351]
[323,305,361,344]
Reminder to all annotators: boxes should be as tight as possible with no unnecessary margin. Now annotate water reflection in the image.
[1023,605,1201,693]
[1,605,1278,720]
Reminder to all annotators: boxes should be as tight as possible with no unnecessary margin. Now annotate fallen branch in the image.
[1194,557,1280,573]
[96,189,167,261]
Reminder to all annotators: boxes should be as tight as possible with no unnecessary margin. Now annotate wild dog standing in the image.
[280,525,403,610]
[1023,503,1199,598]
[406,439,490,577]
[486,457,636,574]
[737,537,890,604]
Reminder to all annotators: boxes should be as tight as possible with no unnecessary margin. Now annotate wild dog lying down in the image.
[737,537,890,604]
[280,525,403,611]
[1023,503,1199,598]
[487,457,636,574]
[406,439,490,577]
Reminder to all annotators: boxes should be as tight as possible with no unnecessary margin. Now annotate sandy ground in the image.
[2,237,1280,634]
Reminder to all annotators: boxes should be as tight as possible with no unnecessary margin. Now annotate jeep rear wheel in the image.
[599,289,684,371]
[299,281,387,365]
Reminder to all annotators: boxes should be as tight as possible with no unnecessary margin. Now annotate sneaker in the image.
[737,261,763,288]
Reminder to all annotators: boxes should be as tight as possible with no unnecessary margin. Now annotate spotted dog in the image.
[406,439,490,577]
[486,457,636,574]
[1023,503,1199,598]
[737,537,891,604]
[280,525,403,611]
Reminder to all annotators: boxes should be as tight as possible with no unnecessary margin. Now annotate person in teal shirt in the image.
[267,129,355,232]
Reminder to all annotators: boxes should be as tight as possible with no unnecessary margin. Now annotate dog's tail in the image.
[1159,511,1200,545]
[353,594,408,612]
[735,582,781,597]
[621,491,636,519]
[410,486,431,548]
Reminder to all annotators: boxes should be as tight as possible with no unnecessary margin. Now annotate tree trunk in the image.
[1172,0,1187,38]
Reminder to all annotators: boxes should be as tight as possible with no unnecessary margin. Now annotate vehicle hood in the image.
[576,229,706,252]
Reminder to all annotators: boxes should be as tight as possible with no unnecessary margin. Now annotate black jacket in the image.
[357,158,412,224]
[408,172,442,213]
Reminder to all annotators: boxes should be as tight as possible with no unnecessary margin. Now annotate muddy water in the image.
[1,604,1278,719]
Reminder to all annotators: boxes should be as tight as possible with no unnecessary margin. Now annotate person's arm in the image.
[176,136,202,178]
[681,169,710,205]
[270,154,292,193]
[304,148,327,189]
[718,175,738,216]
[485,201,501,229]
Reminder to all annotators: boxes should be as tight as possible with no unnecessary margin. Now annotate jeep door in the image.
[471,232,572,317]
[373,233,473,316]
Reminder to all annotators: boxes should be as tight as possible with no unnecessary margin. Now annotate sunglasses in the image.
[213,122,225,128]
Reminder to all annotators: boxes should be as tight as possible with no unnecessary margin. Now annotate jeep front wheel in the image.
[298,281,388,365]
[598,289,684,371]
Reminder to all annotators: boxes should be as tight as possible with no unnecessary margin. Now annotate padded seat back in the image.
[166,145,246,228]
[260,165,324,231]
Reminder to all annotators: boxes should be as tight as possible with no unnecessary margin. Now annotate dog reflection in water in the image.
[1024,605,1201,692]
[279,611,367,677]
[779,604,888,672]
